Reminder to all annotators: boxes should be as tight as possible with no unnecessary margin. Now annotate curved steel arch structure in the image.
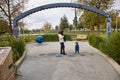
[13,3,111,39]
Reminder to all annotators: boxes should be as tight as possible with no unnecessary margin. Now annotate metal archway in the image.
[13,3,111,40]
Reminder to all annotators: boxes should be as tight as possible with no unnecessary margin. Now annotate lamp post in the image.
[115,10,120,32]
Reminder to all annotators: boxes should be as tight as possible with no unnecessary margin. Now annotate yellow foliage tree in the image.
[42,22,52,32]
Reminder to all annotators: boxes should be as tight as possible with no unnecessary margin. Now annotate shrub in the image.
[0,36,26,63]
[100,32,120,64]
[19,35,37,43]
[10,37,26,57]
[88,33,104,49]
[65,34,72,41]
[42,34,72,42]
[43,34,58,42]
[89,32,120,64]
[0,35,10,47]
[12,49,20,63]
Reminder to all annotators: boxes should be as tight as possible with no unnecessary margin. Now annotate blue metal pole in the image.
[106,15,111,41]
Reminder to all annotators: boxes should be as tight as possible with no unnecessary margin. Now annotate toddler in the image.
[75,42,79,54]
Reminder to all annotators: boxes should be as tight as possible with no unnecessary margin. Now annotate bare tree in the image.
[0,0,28,35]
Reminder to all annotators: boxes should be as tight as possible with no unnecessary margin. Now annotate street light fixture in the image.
[115,10,120,32]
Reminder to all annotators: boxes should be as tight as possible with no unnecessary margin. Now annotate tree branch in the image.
[0,5,8,17]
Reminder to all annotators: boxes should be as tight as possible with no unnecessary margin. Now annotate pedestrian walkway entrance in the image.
[13,3,111,40]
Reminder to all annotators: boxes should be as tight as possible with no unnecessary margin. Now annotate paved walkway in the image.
[16,41,120,80]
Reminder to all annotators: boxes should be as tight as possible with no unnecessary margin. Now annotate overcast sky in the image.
[23,0,120,30]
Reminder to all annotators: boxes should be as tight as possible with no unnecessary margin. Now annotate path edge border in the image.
[87,43,120,76]
[15,50,27,69]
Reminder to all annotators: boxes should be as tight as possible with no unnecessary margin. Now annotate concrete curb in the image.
[15,50,27,69]
[87,43,120,76]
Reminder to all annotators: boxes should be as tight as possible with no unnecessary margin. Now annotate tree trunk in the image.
[8,16,13,36]
[97,15,100,33]
[8,0,13,36]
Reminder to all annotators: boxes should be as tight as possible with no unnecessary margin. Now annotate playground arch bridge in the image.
[13,3,111,40]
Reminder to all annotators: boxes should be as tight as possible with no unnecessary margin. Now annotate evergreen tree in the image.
[59,15,69,30]
[73,9,78,30]
[55,25,59,31]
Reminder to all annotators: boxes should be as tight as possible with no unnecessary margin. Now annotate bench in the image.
[76,34,87,40]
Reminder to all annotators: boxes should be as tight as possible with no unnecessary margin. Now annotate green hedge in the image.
[88,32,120,64]
[0,36,26,63]
[19,34,72,42]
[43,34,72,42]
[42,34,58,41]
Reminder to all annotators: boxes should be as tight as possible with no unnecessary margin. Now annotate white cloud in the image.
[22,0,120,30]
[23,0,75,30]
[113,0,120,9]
